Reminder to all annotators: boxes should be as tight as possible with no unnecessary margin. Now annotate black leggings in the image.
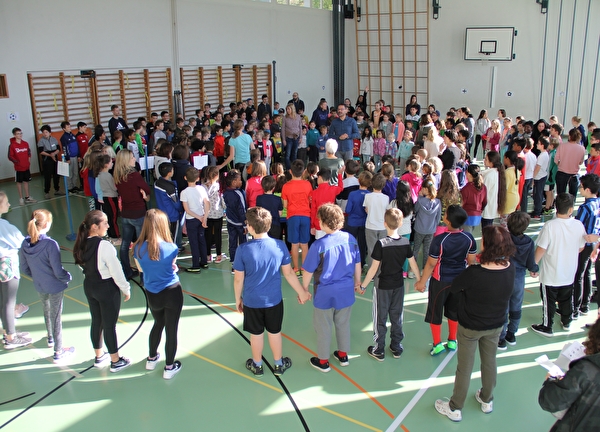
[42,157,60,193]
[206,217,223,256]
[147,284,184,366]
[0,278,19,335]
[84,283,121,354]
[473,135,482,159]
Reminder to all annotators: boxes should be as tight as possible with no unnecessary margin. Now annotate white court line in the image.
[385,350,456,432]
[354,295,427,317]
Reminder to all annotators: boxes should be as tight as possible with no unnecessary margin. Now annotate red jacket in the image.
[460,182,488,216]
[8,138,31,171]
[309,173,344,230]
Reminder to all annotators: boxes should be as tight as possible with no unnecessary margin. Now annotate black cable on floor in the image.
[0,392,35,407]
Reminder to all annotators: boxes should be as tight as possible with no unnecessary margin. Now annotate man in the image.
[108,105,128,137]
[288,92,305,115]
[257,94,271,121]
[328,104,360,162]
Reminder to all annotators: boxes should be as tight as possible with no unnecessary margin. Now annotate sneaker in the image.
[530,214,541,220]
[207,255,212,263]
[434,398,462,422]
[572,312,580,320]
[4,335,32,349]
[68,188,78,194]
[531,324,553,337]
[367,345,385,361]
[542,208,554,215]
[163,360,182,379]
[53,347,75,364]
[561,322,570,331]
[47,336,54,348]
[294,268,302,277]
[215,255,224,264]
[580,307,589,316]
[475,389,493,413]
[110,356,131,373]
[505,331,517,346]
[309,357,330,372]
[14,303,29,319]
[446,340,457,351]
[19,198,25,206]
[430,342,446,356]
[231,267,235,275]
[94,352,110,368]
[245,359,264,377]
[407,271,416,279]
[402,271,408,278]
[186,267,202,273]
[54,190,65,196]
[146,353,160,370]
[497,339,507,350]
[199,263,209,269]
[333,350,349,366]
[44,193,50,199]
[25,197,37,203]
[273,357,292,376]
[390,345,404,359]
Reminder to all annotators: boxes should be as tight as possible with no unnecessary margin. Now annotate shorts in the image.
[424,278,458,324]
[243,300,284,335]
[287,215,310,244]
[544,184,554,192]
[15,170,31,183]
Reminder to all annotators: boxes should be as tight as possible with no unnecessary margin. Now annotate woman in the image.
[73,210,131,372]
[281,103,303,170]
[318,139,345,186]
[435,225,516,422]
[219,119,254,173]
[405,94,421,117]
[114,149,151,280]
[474,109,490,158]
[0,191,30,349]
[134,209,183,380]
[554,128,586,198]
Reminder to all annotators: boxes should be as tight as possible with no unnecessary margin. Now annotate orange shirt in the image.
[281,179,312,217]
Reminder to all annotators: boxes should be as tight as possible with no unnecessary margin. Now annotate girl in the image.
[381,163,399,202]
[460,164,488,233]
[272,162,285,179]
[204,166,226,264]
[245,161,266,208]
[81,143,104,211]
[360,126,374,165]
[386,133,398,158]
[397,130,415,172]
[401,159,423,203]
[484,119,502,153]
[373,129,386,170]
[19,210,74,362]
[134,209,184,379]
[393,113,405,144]
[413,181,441,272]
[94,154,120,244]
[474,109,491,160]
[481,151,507,228]
[424,128,443,159]
[388,180,415,277]
[502,151,521,224]
[427,157,443,190]
[73,210,131,372]
[436,170,462,235]
[379,113,393,138]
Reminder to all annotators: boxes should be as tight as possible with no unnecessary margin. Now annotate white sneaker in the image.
[19,198,25,206]
[163,360,182,379]
[146,353,161,370]
[435,399,462,422]
[53,346,75,364]
[407,271,416,279]
[475,389,493,413]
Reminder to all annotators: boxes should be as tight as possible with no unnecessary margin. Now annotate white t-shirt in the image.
[481,168,499,219]
[524,150,537,180]
[534,151,550,180]
[181,185,208,220]
[537,217,586,286]
[363,192,390,230]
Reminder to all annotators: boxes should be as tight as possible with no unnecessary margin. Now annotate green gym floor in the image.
[0,177,594,432]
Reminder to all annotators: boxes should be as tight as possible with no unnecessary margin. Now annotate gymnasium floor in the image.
[0,177,594,432]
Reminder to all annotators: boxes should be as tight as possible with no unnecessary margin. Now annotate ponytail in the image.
[28,209,52,244]
[73,210,105,265]
[467,164,483,191]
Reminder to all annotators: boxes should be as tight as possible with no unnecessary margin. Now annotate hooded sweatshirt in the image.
[19,234,71,294]
[510,233,539,273]
[414,196,442,234]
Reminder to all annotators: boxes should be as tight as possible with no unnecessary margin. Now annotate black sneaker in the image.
[333,350,349,366]
[110,356,131,373]
[497,339,507,350]
[390,345,404,358]
[367,345,385,362]
[531,324,553,337]
[580,307,589,316]
[273,357,292,376]
[505,331,516,346]
[309,356,330,372]
[186,267,202,273]
[245,359,264,377]
[163,360,182,379]
[199,264,209,269]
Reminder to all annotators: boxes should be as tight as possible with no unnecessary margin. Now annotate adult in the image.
[354,86,368,114]
[554,128,586,198]
[281,103,303,170]
[0,192,30,349]
[405,95,421,117]
[73,210,131,372]
[329,104,360,162]
[108,105,128,138]
[287,92,305,114]
[219,119,254,173]
[459,107,475,154]
[133,209,184,379]
[539,317,600,431]
[318,139,345,186]
[256,94,271,121]
[113,149,151,280]
[435,225,515,422]
[311,99,329,129]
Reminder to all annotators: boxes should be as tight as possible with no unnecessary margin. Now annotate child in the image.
[204,141,217,167]
[460,164,487,233]
[436,170,462,235]
[336,159,360,212]
[256,130,273,175]
[396,130,414,172]
[415,205,477,355]
[586,143,600,177]
[317,125,328,160]
[112,130,124,154]
[381,163,399,202]
[413,180,441,271]
[306,121,319,163]
[531,193,587,336]
[76,121,90,161]
[297,126,308,164]
[8,128,36,204]
[234,207,311,377]
[310,169,344,239]
[385,133,398,158]
[272,130,284,161]
[19,209,74,362]
[302,204,362,371]
[497,212,539,349]
[406,106,420,129]
[155,162,183,249]
[572,116,587,148]
[520,139,537,213]
[223,169,247,273]
[346,171,373,267]
[400,159,422,203]
[93,154,120,243]
[281,160,313,275]
[373,129,386,171]
[363,173,390,266]
[256,175,284,239]
[359,208,421,360]
[360,126,374,165]
[126,129,140,162]
[503,150,521,223]
[203,166,225,263]
[60,121,81,193]
[531,137,550,219]
[180,167,210,272]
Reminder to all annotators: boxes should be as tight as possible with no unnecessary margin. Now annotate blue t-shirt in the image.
[233,237,291,308]
[428,230,477,282]
[302,231,360,310]
[230,133,253,165]
[346,189,370,227]
[256,194,283,227]
[134,241,179,294]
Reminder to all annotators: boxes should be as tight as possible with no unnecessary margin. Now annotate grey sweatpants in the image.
[0,278,18,335]
[372,286,405,349]
[313,306,352,360]
[365,228,387,267]
[40,291,64,351]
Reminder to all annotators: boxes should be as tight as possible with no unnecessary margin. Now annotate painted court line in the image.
[385,350,456,432]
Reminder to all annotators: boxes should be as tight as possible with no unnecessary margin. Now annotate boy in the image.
[415,205,478,355]
[37,124,63,199]
[302,204,362,371]
[543,136,560,214]
[271,130,283,162]
[530,137,550,219]
[76,122,89,161]
[345,170,372,267]
[281,160,313,276]
[8,128,36,204]
[305,121,319,163]
[60,121,80,192]
[223,169,247,274]
[360,208,421,360]
[572,174,600,318]
[498,212,539,349]
[180,167,210,273]
[406,106,420,130]
[256,176,283,239]
[133,121,147,156]
[154,162,183,249]
[317,125,328,160]
[587,143,600,176]
[108,104,128,137]
[363,173,390,266]
[336,159,360,212]
[520,139,537,213]
[213,125,225,166]
[531,193,587,336]
[234,207,311,377]
[309,169,344,239]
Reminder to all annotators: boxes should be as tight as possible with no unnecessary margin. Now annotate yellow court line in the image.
[25,284,83,307]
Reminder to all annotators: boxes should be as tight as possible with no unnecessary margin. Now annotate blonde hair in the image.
[492,119,501,131]
[251,160,267,178]
[285,103,297,119]
[133,209,173,261]
[427,157,443,174]
[28,209,53,244]
[113,149,134,185]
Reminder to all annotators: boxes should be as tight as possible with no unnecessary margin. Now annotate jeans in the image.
[336,149,353,162]
[519,178,533,213]
[532,176,547,216]
[284,137,299,170]
[120,216,144,279]
[500,266,525,339]
[555,171,579,199]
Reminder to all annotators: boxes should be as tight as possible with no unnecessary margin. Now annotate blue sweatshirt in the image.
[223,188,247,226]
[19,234,71,294]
